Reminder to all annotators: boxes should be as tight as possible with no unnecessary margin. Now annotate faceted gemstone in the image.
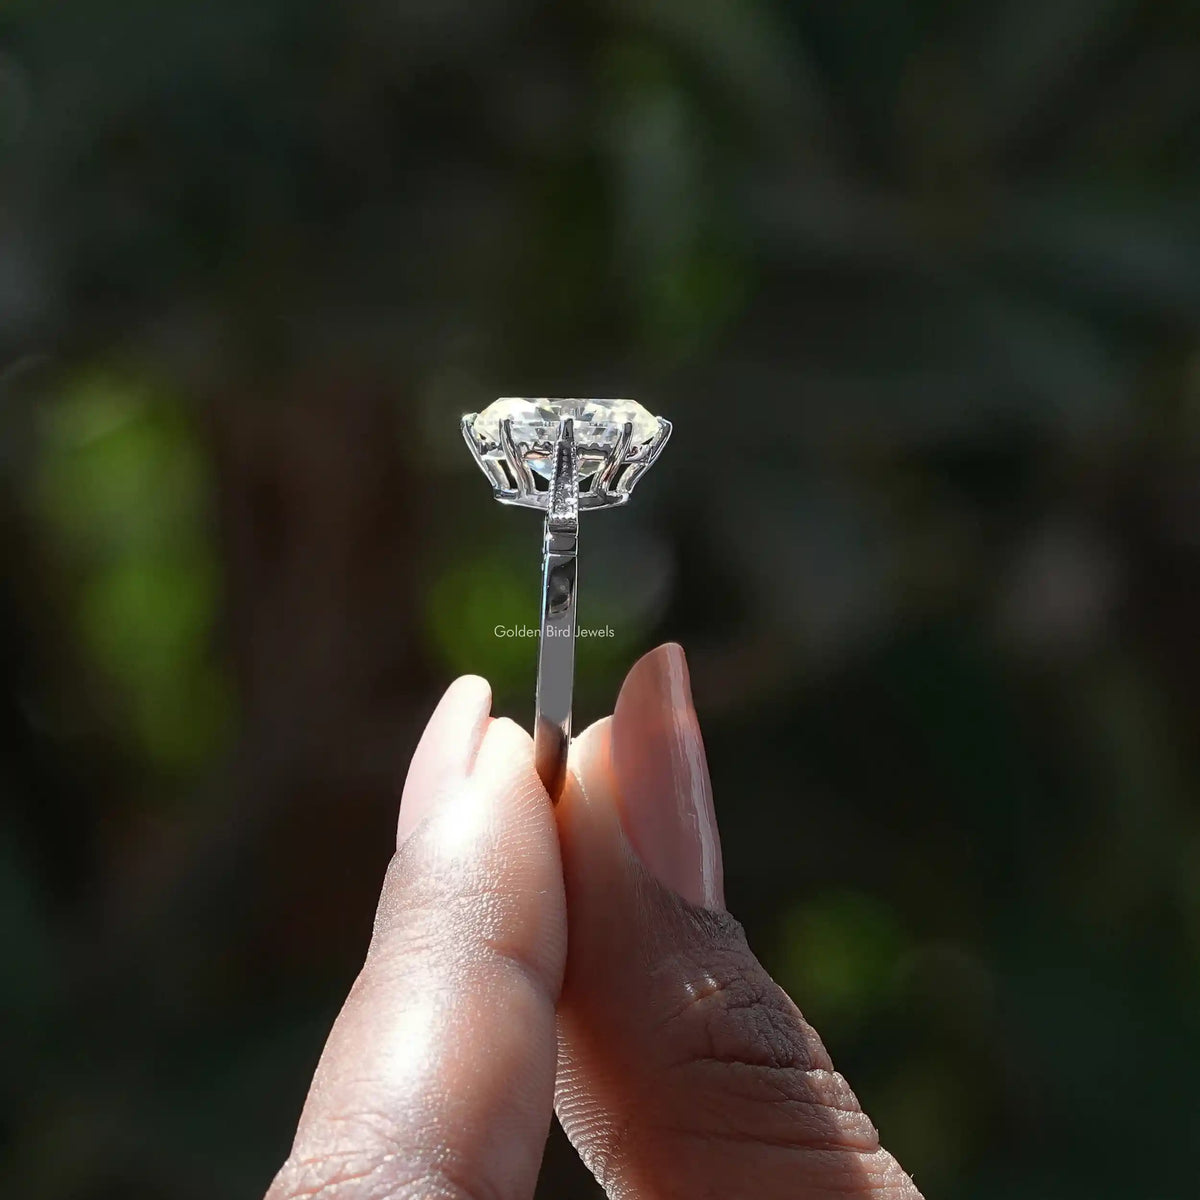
[473,397,658,481]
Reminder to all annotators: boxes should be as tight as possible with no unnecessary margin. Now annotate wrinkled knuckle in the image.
[663,900,751,954]
[655,940,815,1073]
[689,904,752,948]
[368,886,554,1004]
[475,925,558,1008]
[640,919,890,1159]
[373,852,526,954]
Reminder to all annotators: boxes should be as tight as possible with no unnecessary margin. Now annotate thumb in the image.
[555,644,922,1200]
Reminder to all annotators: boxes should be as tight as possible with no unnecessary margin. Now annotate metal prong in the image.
[461,412,516,497]
[460,413,481,459]
[593,420,632,500]
[499,416,535,497]
[616,416,672,495]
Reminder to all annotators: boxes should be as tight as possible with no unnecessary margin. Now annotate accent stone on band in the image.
[547,419,579,529]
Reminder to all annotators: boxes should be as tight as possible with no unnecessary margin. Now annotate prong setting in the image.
[615,416,671,497]
[461,399,668,512]
[499,416,535,496]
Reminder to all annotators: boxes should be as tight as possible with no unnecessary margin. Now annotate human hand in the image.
[266,644,922,1199]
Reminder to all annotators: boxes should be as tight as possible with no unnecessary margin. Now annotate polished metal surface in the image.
[533,420,579,799]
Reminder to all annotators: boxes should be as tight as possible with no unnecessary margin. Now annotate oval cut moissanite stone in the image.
[473,397,658,480]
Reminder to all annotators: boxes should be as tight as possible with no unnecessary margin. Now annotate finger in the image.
[268,677,566,1200]
[555,645,922,1200]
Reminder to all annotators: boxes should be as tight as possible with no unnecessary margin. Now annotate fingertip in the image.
[616,642,686,713]
[455,674,494,710]
[566,715,624,814]
[612,642,724,910]
[569,715,613,780]
[471,714,536,782]
[457,715,548,848]
[446,674,494,757]
[398,674,493,846]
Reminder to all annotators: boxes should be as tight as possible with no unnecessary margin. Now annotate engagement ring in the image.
[461,398,671,799]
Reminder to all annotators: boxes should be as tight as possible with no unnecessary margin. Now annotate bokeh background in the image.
[3,1,1200,1196]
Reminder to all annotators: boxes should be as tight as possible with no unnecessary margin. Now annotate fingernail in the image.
[397,675,492,846]
[611,644,724,909]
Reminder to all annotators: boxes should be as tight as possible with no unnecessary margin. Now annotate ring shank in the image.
[533,422,580,801]
[534,520,576,799]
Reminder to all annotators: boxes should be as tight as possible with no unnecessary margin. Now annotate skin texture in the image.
[267,647,923,1200]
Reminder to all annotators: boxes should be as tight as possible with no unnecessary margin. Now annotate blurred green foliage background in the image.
[3,1,1200,1196]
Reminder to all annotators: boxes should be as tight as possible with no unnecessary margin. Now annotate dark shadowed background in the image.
[3,2,1200,1196]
